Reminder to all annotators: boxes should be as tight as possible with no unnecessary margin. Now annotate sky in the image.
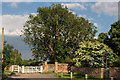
[0,1,119,60]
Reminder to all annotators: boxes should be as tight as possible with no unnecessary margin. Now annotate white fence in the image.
[22,66,43,73]
[12,65,43,73]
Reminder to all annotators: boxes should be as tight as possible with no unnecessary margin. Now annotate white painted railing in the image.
[12,65,43,73]
[22,66,43,73]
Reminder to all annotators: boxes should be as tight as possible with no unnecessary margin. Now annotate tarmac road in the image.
[4,73,65,80]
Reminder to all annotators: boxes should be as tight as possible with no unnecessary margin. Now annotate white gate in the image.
[12,65,43,73]
[12,65,20,73]
[22,66,43,73]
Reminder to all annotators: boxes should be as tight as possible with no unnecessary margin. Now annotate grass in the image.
[3,71,16,76]
[54,72,102,80]
[41,72,55,74]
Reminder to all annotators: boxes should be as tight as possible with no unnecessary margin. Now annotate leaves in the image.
[22,4,97,62]
[108,20,120,55]
[73,41,117,68]
[98,32,109,44]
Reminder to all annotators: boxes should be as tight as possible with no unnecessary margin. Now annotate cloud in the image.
[88,17,93,21]
[78,14,87,18]
[1,15,29,36]
[91,2,118,16]
[30,13,37,16]
[10,2,18,8]
[94,23,98,27]
[61,3,86,10]
[94,36,98,39]
[78,14,94,21]
[68,10,76,15]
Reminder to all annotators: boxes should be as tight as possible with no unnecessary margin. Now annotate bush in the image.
[4,71,16,76]
[112,56,120,67]
[10,72,16,76]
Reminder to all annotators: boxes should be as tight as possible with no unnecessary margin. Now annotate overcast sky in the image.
[0,0,119,60]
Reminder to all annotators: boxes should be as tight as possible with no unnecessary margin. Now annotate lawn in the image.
[54,72,102,80]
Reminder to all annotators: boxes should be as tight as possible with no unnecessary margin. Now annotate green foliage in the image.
[98,32,109,44]
[22,4,97,62]
[4,71,16,76]
[22,59,43,66]
[9,72,16,76]
[73,41,117,67]
[112,56,120,67]
[108,20,120,55]
[3,41,22,69]
[97,20,120,67]
[54,72,99,80]
[41,72,54,74]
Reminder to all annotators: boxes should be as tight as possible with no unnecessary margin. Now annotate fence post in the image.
[70,72,72,80]
[32,67,33,73]
[28,67,29,73]
[101,68,104,79]
[40,66,43,72]
[36,66,37,73]
[18,65,19,73]
[22,66,24,73]
[85,74,88,80]
[44,62,47,72]
[55,62,58,73]
[12,65,14,72]
[111,77,114,80]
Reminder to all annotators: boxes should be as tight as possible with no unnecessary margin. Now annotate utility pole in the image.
[2,27,4,62]
[1,27,4,80]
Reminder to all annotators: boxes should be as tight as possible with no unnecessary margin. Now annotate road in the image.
[4,73,65,80]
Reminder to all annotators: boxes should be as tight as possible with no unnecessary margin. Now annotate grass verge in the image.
[3,71,16,76]
[54,72,102,80]
[41,72,55,74]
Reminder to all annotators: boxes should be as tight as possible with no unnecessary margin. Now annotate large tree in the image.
[73,41,117,68]
[22,4,97,62]
[108,20,120,55]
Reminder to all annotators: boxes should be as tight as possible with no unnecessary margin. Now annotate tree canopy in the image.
[3,41,22,68]
[108,20,120,55]
[98,32,109,44]
[22,4,97,62]
[73,41,117,68]
[98,20,120,56]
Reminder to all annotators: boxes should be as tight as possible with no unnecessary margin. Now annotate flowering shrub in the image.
[73,41,117,67]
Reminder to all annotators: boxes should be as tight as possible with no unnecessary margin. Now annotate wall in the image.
[71,67,101,77]
[47,64,55,72]
[71,67,120,79]
[42,62,69,73]
[57,64,69,72]
[109,67,120,79]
